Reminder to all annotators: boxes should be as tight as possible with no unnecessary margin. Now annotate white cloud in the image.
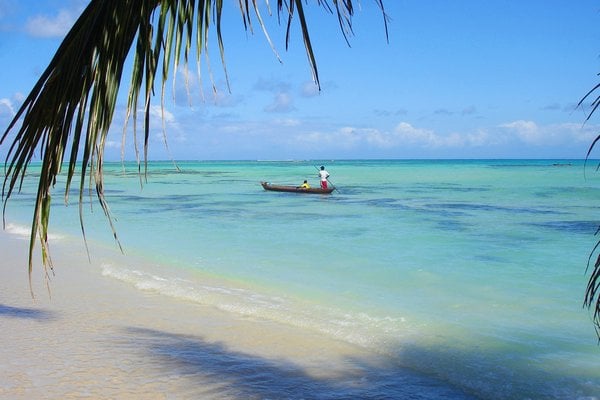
[102,106,600,160]
[14,92,25,103]
[288,119,599,154]
[499,120,597,145]
[391,122,490,148]
[25,9,78,38]
[149,105,175,123]
[147,105,189,145]
[167,65,238,108]
[463,129,494,147]
[499,120,540,144]
[301,81,319,97]
[0,98,15,116]
[294,126,392,149]
[211,90,240,107]
[393,122,438,145]
[104,140,121,149]
[265,92,295,113]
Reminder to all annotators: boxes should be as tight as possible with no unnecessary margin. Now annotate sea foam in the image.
[5,223,64,241]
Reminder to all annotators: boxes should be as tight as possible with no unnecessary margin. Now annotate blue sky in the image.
[1,0,599,160]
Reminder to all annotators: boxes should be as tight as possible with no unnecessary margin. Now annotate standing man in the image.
[318,166,330,189]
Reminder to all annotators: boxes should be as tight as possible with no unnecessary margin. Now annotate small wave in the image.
[100,263,282,311]
[100,263,409,353]
[5,223,64,241]
[101,264,201,301]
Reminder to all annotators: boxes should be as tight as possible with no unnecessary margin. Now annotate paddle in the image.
[314,165,339,193]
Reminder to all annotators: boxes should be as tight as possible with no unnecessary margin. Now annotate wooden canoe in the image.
[261,181,334,194]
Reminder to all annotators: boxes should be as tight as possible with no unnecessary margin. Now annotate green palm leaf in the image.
[582,75,600,339]
[0,0,388,284]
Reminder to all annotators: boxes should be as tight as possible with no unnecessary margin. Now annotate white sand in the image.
[0,228,391,399]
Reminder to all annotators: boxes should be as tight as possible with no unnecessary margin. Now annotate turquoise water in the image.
[4,159,600,399]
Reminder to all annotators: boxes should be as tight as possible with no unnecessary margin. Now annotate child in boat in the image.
[299,180,310,189]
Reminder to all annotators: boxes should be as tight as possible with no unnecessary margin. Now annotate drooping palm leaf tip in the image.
[0,0,389,284]
[586,244,600,341]
[582,74,600,340]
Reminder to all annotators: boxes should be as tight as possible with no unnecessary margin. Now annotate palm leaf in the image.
[582,72,600,339]
[586,246,600,341]
[1,0,388,287]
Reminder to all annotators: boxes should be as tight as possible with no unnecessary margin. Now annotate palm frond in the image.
[1,0,388,285]
[586,248,600,342]
[578,77,600,123]
[582,72,600,339]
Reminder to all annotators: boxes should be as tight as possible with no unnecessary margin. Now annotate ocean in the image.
[3,159,600,399]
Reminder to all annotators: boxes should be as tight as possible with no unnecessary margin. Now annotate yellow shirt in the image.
[300,183,310,189]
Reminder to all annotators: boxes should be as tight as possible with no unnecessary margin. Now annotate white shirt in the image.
[319,170,329,181]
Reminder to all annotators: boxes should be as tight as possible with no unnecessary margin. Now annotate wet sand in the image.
[0,228,474,399]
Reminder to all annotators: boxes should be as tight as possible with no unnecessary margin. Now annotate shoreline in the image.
[0,226,474,399]
[2,159,600,399]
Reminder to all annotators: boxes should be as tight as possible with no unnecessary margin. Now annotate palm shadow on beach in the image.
[124,326,476,400]
[0,303,56,321]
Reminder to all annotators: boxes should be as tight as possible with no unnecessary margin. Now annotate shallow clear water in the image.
[4,159,600,399]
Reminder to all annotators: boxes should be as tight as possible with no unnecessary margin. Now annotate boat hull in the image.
[261,181,334,194]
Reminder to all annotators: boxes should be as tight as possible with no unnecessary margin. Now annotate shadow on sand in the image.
[123,327,477,400]
[0,303,56,321]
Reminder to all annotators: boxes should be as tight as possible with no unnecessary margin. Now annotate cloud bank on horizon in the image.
[1,0,599,161]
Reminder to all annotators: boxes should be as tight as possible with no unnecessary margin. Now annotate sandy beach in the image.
[0,226,474,399]
[0,228,361,399]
